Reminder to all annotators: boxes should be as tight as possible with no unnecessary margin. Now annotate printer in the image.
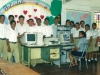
[43,37,60,45]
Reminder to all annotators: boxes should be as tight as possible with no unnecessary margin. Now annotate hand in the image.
[8,47,11,52]
[19,41,22,45]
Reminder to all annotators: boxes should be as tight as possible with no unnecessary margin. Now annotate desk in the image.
[0,63,40,75]
[22,45,60,67]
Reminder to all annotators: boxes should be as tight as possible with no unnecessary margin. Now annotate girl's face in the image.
[85,26,89,31]
[79,32,84,38]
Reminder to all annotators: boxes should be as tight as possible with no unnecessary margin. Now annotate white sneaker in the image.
[88,60,91,62]
[95,58,97,61]
[91,58,93,60]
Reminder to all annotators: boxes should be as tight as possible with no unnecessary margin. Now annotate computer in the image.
[21,33,36,45]
[58,33,70,44]
[21,32,44,46]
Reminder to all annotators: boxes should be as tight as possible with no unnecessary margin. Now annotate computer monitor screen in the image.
[27,34,35,41]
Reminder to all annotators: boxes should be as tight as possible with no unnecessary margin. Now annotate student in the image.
[36,18,45,35]
[0,15,8,60]
[85,24,92,62]
[7,20,19,63]
[27,19,37,33]
[91,23,99,61]
[44,18,53,37]
[70,22,81,45]
[7,15,14,30]
[65,19,70,26]
[52,17,60,38]
[80,20,85,31]
[70,21,75,28]
[70,31,88,67]
[16,15,28,63]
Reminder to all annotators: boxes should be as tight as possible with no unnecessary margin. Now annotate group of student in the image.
[65,19,99,66]
[0,14,60,63]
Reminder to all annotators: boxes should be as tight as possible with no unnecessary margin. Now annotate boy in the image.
[7,20,19,63]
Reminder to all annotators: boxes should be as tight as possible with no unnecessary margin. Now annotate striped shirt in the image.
[77,37,88,52]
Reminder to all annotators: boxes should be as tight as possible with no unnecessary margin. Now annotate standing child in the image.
[7,20,19,63]
[91,23,99,62]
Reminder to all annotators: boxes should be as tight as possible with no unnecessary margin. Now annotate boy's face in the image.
[19,18,24,24]
[66,21,70,25]
[75,24,80,29]
[85,26,89,31]
[11,22,16,29]
[92,25,96,30]
[9,17,14,22]
[79,33,83,38]
[54,19,58,23]
[36,20,41,26]
[28,20,34,26]
[0,16,5,23]
[80,22,85,27]
[45,20,49,25]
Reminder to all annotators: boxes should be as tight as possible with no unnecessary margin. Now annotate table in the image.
[22,45,60,67]
[0,63,40,75]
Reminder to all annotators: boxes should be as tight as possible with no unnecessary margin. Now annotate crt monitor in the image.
[58,34,70,43]
[21,33,36,45]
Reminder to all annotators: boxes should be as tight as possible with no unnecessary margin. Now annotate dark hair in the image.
[10,20,16,25]
[92,23,96,26]
[85,24,90,29]
[75,22,80,25]
[54,17,58,20]
[18,15,24,19]
[44,18,49,21]
[79,31,86,38]
[36,18,41,22]
[0,15,5,18]
[80,20,85,24]
[8,15,14,19]
[70,21,74,24]
[66,19,70,22]
[28,18,34,22]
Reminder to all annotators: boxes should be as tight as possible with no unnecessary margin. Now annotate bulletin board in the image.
[66,9,91,25]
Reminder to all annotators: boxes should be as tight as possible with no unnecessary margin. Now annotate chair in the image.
[69,43,88,70]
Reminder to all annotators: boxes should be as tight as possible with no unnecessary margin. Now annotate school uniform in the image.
[28,25,37,33]
[80,27,85,32]
[16,23,28,62]
[44,25,53,37]
[71,28,81,46]
[0,23,8,60]
[7,27,19,62]
[52,24,60,38]
[91,29,99,51]
[86,30,93,52]
[35,25,46,35]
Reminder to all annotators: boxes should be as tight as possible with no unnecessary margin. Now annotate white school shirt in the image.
[6,28,18,42]
[28,25,37,33]
[80,27,85,32]
[35,25,46,35]
[71,28,81,38]
[91,29,99,39]
[16,23,28,35]
[44,25,53,37]
[0,23,7,38]
[52,24,60,38]
[86,30,92,40]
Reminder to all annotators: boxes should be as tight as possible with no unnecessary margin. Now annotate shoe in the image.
[88,60,91,62]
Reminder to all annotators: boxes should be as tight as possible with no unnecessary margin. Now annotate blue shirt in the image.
[77,37,88,52]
